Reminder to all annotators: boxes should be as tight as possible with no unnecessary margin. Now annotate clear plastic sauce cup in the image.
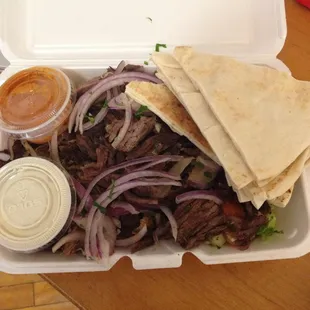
[0,66,75,144]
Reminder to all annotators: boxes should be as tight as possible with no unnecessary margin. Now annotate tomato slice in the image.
[222,201,245,218]
[296,0,310,9]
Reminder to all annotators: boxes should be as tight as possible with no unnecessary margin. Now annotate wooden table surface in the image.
[42,1,310,309]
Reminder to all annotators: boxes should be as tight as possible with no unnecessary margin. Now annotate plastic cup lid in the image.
[0,157,72,252]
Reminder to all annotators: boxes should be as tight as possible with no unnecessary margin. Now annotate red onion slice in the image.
[97,217,110,263]
[72,178,94,211]
[83,107,108,131]
[160,206,178,241]
[123,191,158,208]
[52,230,85,253]
[8,137,14,160]
[50,130,61,166]
[21,140,37,157]
[115,60,126,74]
[197,156,221,173]
[90,210,102,257]
[109,201,139,216]
[0,131,9,152]
[176,190,223,205]
[0,152,10,162]
[108,170,180,190]
[97,179,182,207]
[77,155,183,214]
[73,216,87,230]
[112,100,132,148]
[68,72,161,133]
[134,157,182,171]
[116,224,147,247]
[76,71,108,97]
[101,215,117,253]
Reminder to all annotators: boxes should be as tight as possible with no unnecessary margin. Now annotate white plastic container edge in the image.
[0,0,309,274]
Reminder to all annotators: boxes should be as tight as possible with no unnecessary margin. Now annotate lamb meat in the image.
[76,134,97,160]
[127,132,180,159]
[116,116,156,152]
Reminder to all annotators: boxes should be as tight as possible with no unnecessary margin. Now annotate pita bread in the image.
[152,52,254,189]
[173,46,310,181]
[125,81,219,163]
[227,147,310,208]
[268,187,294,208]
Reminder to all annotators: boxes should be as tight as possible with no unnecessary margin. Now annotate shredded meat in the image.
[78,145,110,182]
[105,115,124,143]
[76,135,97,160]
[12,140,26,159]
[132,185,172,199]
[116,116,156,152]
[123,191,159,208]
[174,199,223,250]
[131,237,155,253]
[127,132,180,159]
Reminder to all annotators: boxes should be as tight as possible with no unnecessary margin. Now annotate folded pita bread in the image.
[125,82,219,163]
[153,49,308,209]
[173,46,310,181]
[268,187,294,208]
[152,52,254,189]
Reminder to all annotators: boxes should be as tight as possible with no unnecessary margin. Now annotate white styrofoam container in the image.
[0,0,309,274]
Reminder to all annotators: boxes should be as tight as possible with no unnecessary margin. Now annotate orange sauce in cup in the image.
[0,67,74,144]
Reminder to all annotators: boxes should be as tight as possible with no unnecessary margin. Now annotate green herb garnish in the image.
[194,161,204,169]
[108,179,116,199]
[135,105,149,119]
[102,99,108,108]
[146,17,153,22]
[155,43,167,52]
[256,213,283,240]
[85,113,95,124]
[93,201,107,214]
[204,171,213,179]
[144,61,149,65]
[80,209,88,217]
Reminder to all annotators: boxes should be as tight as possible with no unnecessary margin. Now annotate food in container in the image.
[0,60,280,262]
[0,157,76,253]
[0,66,75,144]
[1,46,309,265]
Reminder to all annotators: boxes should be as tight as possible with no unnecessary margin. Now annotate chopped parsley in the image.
[256,213,283,240]
[80,209,88,217]
[155,43,167,52]
[85,113,95,124]
[194,161,204,169]
[144,61,149,65]
[204,171,213,179]
[102,99,108,108]
[135,105,149,119]
[108,179,116,199]
[146,17,153,23]
[93,201,107,214]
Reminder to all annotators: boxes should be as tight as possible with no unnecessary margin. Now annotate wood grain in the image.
[43,1,310,310]
[0,274,42,287]
[34,282,67,306]
[18,302,78,310]
[0,284,34,310]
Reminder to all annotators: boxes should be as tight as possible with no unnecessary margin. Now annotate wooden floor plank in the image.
[18,302,79,310]
[0,283,34,310]
[0,273,43,287]
[34,282,67,306]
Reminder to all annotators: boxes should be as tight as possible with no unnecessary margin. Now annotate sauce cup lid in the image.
[0,157,72,252]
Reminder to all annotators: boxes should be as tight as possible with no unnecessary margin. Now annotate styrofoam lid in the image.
[0,157,71,252]
[0,0,286,66]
